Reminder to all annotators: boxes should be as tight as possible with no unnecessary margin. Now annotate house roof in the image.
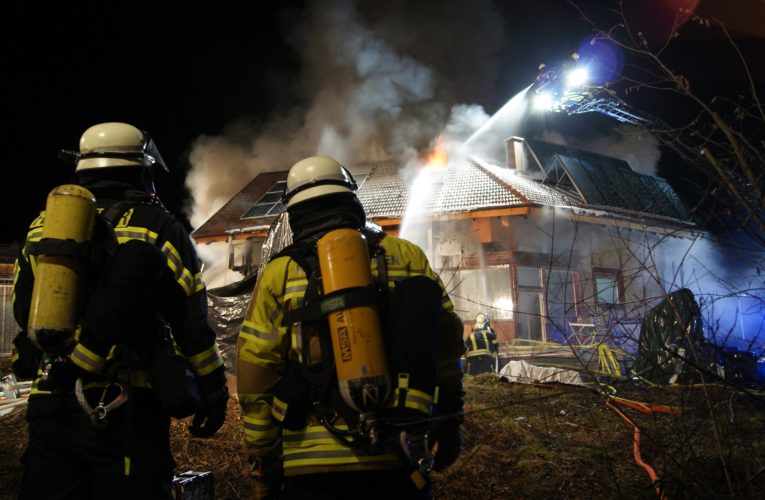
[524,139,691,221]
[191,138,693,242]
[357,158,571,219]
[191,171,286,241]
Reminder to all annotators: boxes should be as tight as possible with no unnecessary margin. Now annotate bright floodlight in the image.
[565,67,588,89]
[533,92,554,111]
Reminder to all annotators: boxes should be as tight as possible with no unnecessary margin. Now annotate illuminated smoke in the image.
[539,124,661,176]
[181,0,763,349]
[656,235,765,347]
[464,85,531,164]
[184,0,505,235]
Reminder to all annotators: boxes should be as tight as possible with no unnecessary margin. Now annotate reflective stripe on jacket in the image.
[465,328,498,358]
[13,193,224,397]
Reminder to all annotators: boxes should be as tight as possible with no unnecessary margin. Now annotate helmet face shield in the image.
[60,122,169,172]
[282,156,358,208]
[141,134,169,172]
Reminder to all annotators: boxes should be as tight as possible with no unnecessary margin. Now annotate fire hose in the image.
[606,396,682,500]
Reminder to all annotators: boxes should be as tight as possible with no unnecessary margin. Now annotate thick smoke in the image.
[185,0,506,235]
[540,124,661,176]
[182,0,763,349]
[656,235,765,349]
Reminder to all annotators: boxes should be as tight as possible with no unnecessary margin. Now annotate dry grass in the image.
[0,404,28,498]
[169,400,252,499]
[3,372,765,499]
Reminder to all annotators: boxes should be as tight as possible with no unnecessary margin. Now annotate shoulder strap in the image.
[275,227,386,271]
[95,199,141,259]
[273,236,332,381]
[360,227,387,293]
[101,190,166,226]
[270,234,320,268]
[281,229,388,325]
[102,199,135,226]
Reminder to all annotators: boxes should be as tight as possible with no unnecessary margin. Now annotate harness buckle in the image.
[400,429,433,474]
[75,377,128,428]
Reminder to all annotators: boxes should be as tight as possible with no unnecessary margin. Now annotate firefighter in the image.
[237,156,465,499]
[12,122,229,499]
[464,313,499,375]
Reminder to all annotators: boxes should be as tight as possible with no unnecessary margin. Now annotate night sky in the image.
[5,0,763,244]
[6,1,301,240]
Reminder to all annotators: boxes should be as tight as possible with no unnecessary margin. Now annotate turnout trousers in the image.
[19,389,175,500]
[465,354,496,375]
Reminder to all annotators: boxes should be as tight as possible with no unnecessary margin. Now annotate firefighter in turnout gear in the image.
[12,122,229,499]
[464,313,499,375]
[237,156,465,499]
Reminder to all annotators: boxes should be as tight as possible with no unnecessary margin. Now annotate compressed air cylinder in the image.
[317,228,391,414]
[28,184,96,355]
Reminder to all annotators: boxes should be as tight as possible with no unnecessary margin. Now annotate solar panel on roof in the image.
[647,176,690,220]
[524,139,690,221]
[241,178,287,220]
[556,156,605,205]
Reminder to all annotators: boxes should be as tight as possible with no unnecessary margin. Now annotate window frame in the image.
[592,267,624,306]
[241,178,288,220]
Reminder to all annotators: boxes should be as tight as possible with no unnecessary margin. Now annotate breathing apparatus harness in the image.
[27,187,167,428]
[274,227,388,449]
[273,227,442,475]
[72,193,169,427]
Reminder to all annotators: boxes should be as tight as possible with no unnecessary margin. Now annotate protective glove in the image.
[250,454,283,500]
[189,384,229,438]
[429,416,462,472]
[11,330,42,380]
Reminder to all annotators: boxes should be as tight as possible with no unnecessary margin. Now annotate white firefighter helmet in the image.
[64,122,168,172]
[282,156,357,209]
[475,313,490,327]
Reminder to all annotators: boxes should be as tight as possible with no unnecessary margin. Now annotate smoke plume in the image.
[184,0,507,234]
[540,124,661,176]
[181,0,763,349]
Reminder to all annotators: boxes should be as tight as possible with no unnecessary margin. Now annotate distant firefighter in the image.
[464,313,499,375]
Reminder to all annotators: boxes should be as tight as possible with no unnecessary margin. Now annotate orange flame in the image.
[425,135,448,170]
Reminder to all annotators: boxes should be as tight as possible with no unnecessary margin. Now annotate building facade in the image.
[191,138,698,366]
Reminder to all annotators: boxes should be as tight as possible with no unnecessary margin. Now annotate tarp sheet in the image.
[205,213,293,374]
[207,273,258,374]
[631,288,717,384]
[499,359,588,386]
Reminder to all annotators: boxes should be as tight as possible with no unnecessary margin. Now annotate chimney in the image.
[505,136,528,171]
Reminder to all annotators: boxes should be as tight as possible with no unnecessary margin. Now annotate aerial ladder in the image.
[532,56,764,244]
[531,58,703,165]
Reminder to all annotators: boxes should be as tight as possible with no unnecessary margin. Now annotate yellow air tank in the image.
[317,228,390,414]
[28,184,96,355]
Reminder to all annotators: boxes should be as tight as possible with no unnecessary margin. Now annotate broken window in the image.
[227,237,263,276]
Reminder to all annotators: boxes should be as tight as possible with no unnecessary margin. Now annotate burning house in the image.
[191,135,698,371]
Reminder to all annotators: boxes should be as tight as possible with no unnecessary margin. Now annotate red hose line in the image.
[606,400,666,500]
